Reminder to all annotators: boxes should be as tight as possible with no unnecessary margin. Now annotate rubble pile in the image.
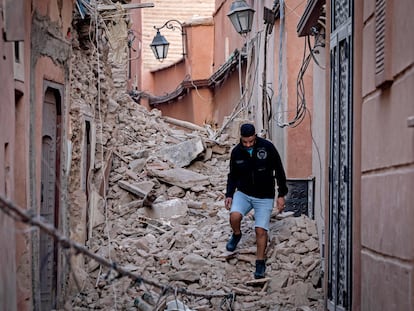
[68,97,324,310]
[68,8,317,310]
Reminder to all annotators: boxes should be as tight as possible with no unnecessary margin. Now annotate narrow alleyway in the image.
[63,8,324,309]
[1,1,413,310]
[66,100,324,310]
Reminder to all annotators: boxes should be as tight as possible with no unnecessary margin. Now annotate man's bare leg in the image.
[255,227,268,259]
[229,212,242,235]
[226,212,243,252]
[254,227,267,279]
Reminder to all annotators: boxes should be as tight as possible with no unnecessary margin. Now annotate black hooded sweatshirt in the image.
[225,136,288,199]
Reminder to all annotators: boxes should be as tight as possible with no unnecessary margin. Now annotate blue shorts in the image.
[230,191,274,231]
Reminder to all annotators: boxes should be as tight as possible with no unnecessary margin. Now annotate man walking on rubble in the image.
[224,123,288,279]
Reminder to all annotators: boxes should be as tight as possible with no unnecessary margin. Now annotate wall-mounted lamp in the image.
[227,0,255,35]
[150,19,186,61]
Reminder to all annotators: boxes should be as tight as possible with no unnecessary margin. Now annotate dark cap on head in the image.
[240,123,256,137]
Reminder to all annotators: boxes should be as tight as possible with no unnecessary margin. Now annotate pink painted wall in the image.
[151,60,187,94]
[211,0,249,126]
[142,21,216,126]
[213,0,244,67]
[0,1,73,309]
[30,3,73,307]
[210,72,243,126]
[184,22,215,125]
[14,2,33,309]
[282,0,313,178]
[312,0,414,309]
[186,22,214,79]
[357,1,414,309]
[0,5,18,311]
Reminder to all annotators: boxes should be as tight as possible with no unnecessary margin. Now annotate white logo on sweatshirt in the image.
[257,149,267,159]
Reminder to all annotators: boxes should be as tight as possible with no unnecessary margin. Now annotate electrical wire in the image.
[307,33,326,70]
[274,9,326,128]
[180,74,210,104]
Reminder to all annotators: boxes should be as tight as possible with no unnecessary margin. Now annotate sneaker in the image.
[254,259,266,279]
[226,233,242,252]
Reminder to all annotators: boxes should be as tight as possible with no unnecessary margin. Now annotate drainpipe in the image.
[262,22,271,138]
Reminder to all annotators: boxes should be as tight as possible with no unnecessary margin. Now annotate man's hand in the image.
[224,197,232,210]
[276,197,286,213]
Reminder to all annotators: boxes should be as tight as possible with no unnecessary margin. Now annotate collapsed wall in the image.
[68,5,129,297]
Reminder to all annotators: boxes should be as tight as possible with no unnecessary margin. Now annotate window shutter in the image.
[375,0,393,88]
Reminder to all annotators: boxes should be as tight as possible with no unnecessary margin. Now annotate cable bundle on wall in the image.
[275,0,325,128]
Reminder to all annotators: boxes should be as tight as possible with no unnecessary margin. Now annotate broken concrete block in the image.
[190,185,206,192]
[131,149,150,159]
[166,185,185,198]
[148,168,209,189]
[125,169,138,181]
[144,198,188,219]
[135,181,155,193]
[182,253,211,267]
[118,180,154,198]
[211,144,227,155]
[304,238,319,252]
[158,136,205,168]
[128,158,146,172]
[187,200,207,209]
[167,269,200,283]
[165,299,195,311]
[203,147,213,161]
[269,271,290,289]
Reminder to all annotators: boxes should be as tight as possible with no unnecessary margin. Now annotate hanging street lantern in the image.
[150,19,186,61]
[150,30,170,60]
[227,0,255,35]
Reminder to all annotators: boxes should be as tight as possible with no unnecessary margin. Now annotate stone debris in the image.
[68,24,323,309]
[158,136,205,168]
[66,92,324,311]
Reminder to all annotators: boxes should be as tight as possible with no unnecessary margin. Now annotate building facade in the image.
[299,0,414,310]
[0,0,74,310]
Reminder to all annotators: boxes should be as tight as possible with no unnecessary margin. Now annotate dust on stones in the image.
[67,97,324,310]
[67,13,324,311]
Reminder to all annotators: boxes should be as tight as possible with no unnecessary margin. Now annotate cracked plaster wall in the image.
[67,9,130,298]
